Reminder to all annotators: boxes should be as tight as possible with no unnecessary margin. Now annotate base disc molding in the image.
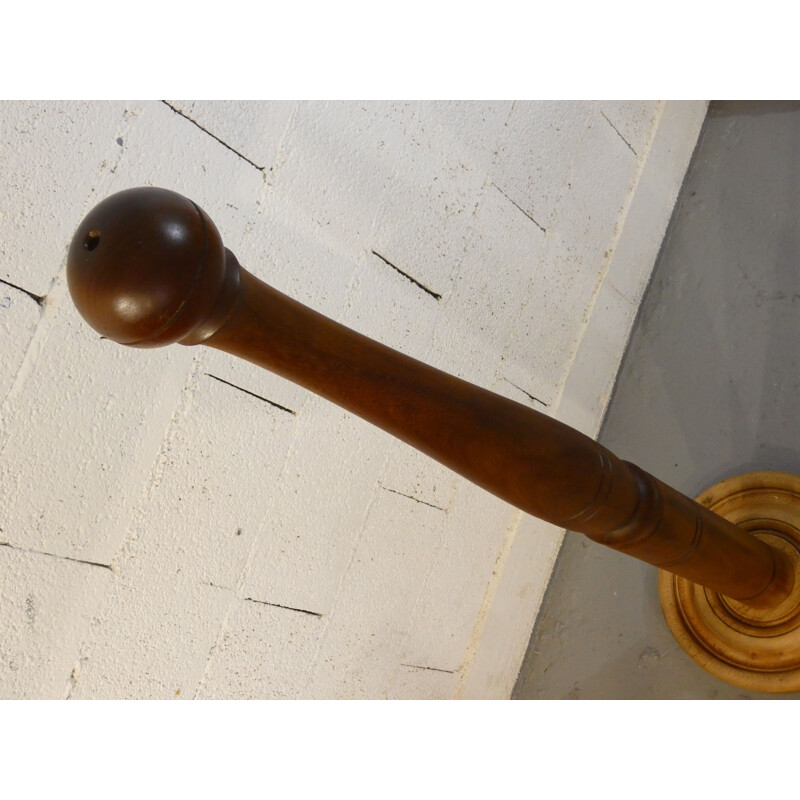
[659,471,800,693]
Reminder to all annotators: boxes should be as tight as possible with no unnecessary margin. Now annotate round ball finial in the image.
[67,187,234,347]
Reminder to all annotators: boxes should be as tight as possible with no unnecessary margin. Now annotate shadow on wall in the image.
[513,100,800,700]
[601,99,800,498]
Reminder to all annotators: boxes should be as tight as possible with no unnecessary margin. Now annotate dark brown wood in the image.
[67,187,795,609]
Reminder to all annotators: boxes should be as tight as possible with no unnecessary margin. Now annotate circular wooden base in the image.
[659,471,800,693]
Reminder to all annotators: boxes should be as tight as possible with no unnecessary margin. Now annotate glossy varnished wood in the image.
[66,187,796,616]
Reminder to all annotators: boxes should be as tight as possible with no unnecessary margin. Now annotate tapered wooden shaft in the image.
[66,187,795,609]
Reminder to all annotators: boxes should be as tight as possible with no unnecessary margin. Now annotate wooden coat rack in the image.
[67,187,800,693]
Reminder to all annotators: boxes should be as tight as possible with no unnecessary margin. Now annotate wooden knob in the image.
[67,187,239,347]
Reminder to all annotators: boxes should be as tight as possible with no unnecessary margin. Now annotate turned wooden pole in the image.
[66,187,795,611]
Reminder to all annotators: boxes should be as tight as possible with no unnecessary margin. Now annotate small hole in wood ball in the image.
[84,230,101,251]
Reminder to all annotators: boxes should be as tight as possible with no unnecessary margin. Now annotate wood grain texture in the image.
[66,187,796,612]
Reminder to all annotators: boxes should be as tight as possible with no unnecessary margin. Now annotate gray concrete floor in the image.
[513,101,800,699]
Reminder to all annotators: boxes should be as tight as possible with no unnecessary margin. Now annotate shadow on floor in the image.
[513,100,800,699]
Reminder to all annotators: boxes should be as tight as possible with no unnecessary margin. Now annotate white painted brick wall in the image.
[0,100,707,699]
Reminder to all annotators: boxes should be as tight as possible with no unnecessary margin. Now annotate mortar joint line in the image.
[161,102,267,173]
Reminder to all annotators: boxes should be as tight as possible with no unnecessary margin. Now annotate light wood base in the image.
[659,471,800,693]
